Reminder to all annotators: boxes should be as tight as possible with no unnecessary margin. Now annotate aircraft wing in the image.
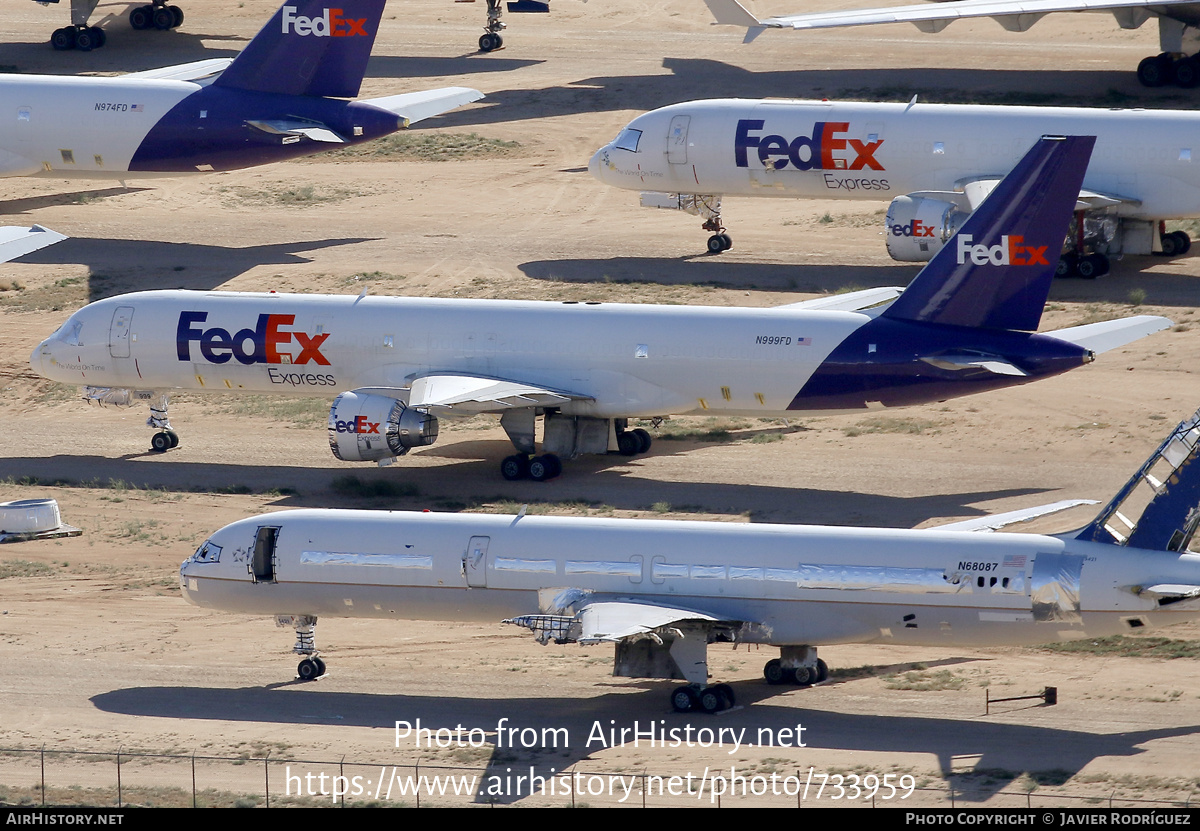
[960,177,1138,211]
[247,120,345,143]
[1045,315,1173,353]
[935,499,1098,532]
[121,58,234,83]
[774,286,902,312]
[0,225,68,264]
[704,0,1197,39]
[409,373,593,414]
[576,601,728,643]
[358,87,485,128]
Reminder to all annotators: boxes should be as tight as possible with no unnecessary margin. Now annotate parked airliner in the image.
[3,0,482,180]
[591,98,1200,277]
[180,405,1200,712]
[31,137,1170,479]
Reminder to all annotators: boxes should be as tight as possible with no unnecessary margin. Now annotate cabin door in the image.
[465,536,490,588]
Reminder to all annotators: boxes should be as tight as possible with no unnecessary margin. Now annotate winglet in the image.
[215,0,387,98]
[883,135,1094,332]
[1077,407,1200,551]
[703,0,765,27]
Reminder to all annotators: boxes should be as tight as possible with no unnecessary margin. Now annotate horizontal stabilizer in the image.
[360,87,485,127]
[775,287,902,312]
[0,225,68,264]
[246,120,345,143]
[1046,315,1173,354]
[122,58,233,82]
[409,373,591,414]
[577,601,723,643]
[935,499,1098,532]
[702,0,764,27]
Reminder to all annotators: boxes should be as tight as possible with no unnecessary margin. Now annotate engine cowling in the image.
[884,194,970,262]
[327,391,439,462]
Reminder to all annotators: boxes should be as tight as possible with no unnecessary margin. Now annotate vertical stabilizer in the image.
[214,0,386,99]
[1077,409,1200,551]
[883,136,1093,332]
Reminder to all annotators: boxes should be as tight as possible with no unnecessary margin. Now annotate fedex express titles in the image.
[176,311,337,389]
[734,120,889,192]
[280,5,370,37]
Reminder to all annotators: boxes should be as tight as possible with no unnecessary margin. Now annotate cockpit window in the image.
[614,128,642,152]
[193,541,222,563]
[56,320,84,346]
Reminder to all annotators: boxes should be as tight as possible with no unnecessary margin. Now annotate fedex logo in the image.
[734,120,884,172]
[891,219,936,238]
[955,235,1049,267]
[333,416,379,434]
[177,311,331,366]
[281,6,369,37]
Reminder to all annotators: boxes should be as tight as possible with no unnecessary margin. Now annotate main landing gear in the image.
[279,615,328,681]
[764,657,828,686]
[129,3,185,32]
[497,416,654,480]
[1137,52,1200,88]
[501,452,563,482]
[51,25,106,51]
[671,683,737,714]
[1156,224,1193,258]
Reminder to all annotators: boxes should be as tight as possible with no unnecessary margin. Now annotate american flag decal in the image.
[796,336,812,346]
[1002,555,1027,568]
[131,104,144,112]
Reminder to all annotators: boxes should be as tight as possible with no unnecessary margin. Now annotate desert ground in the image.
[2,0,1200,809]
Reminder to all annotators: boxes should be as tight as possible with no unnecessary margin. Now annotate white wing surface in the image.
[0,225,68,264]
[359,88,485,127]
[409,373,592,414]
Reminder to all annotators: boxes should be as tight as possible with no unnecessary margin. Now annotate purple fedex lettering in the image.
[177,311,331,366]
[734,120,883,172]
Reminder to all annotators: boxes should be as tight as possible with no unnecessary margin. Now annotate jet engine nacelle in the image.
[327,391,439,463]
[884,194,970,262]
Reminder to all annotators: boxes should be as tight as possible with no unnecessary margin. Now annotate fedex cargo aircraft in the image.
[32,138,1171,479]
[590,99,1200,277]
[1,0,481,180]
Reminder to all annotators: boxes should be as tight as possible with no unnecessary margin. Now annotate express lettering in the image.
[176,311,331,366]
[735,120,884,172]
[955,234,1049,267]
[281,5,369,37]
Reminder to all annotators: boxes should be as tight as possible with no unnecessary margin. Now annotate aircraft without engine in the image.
[180,405,1200,713]
[3,0,482,180]
[31,137,1171,479]
[591,98,1200,277]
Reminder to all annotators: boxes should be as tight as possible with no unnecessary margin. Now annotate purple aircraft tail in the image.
[214,0,386,99]
[883,136,1094,332]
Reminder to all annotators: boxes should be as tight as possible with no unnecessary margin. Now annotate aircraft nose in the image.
[588,147,607,182]
[30,340,49,378]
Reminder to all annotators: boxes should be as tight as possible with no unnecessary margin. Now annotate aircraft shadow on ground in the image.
[91,683,1200,804]
[12,236,375,300]
[2,453,1055,528]
[434,59,1188,132]
[0,187,154,215]
[520,256,1200,306]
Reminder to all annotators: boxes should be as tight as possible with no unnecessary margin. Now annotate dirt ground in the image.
[2,0,1200,809]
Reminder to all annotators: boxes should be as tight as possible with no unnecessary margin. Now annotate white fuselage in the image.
[590,99,1200,220]
[0,76,196,179]
[33,290,870,419]
[180,509,1200,649]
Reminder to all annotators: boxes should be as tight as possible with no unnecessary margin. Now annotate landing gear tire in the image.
[706,233,732,254]
[698,687,724,714]
[312,657,327,677]
[632,427,652,454]
[1055,253,1077,278]
[793,666,814,686]
[297,658,323,681]
[130,6,151,29]
[1163,230,1193,256]
[74,27,97,51]
[713,683,735,708]
[815,658,829,683]
[500,454,529,481]
[528,454,561,482]
[150,432,173,452]
[1075,253,1108,280]
[169,5,184,27]
[1177,57,1200,88]
[671,686,698,713]
[479,32,502,51]
[166,430,180,448]
[617,431,640,456]
[152,6,175,30]
[764,658,785,685]
[51,27,76,50]
[1138,53,1175,87]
